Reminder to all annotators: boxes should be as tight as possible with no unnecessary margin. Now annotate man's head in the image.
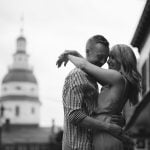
[85,35,109,67]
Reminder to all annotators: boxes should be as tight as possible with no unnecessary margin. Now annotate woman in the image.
[57,44,141,150]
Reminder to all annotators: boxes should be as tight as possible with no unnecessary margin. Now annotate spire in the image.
[20,14,24,35]
[16,15,26,52]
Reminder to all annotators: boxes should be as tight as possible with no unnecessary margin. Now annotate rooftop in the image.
[2,126,52,144]
[131,0,150,50]
[2,69,37,84]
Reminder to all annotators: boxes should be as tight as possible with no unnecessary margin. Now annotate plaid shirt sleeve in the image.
[63,70,88,125]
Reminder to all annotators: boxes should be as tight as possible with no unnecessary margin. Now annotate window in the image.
[15,106,20,117]
[16,86,21,90]
[31,107,35,114]
[136,138,145,149]
[147,53,150,90]
[5,118,10,125]
[142,62,146,95]
[18,57,22,61]
[3,87,7,91]
[31,88,35,91]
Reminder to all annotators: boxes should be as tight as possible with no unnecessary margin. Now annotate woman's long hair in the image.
[111,44,141,105]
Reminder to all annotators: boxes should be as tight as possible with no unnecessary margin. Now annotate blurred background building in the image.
[1,28,40,127]
[125,0,150,150]
[0,29,62,150]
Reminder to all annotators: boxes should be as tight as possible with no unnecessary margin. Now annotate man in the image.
[57,35,124,150]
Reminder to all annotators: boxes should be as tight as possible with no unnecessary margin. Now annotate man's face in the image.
[86,40,109,67]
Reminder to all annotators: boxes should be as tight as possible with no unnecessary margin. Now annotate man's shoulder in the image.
[64,68,88,85]
[64,68,98,89]
[68,68,86,77]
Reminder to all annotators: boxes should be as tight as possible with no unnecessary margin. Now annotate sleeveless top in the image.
[93,75,129,116]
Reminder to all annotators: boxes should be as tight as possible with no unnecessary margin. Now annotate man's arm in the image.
[68,109,122,135]
[79,115,109,131]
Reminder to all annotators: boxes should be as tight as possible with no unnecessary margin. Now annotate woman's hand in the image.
[56,53,68,68]
[110,114,126,128]
[56,50,83,68]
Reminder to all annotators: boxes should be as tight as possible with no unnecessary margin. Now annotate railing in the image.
[1,143,62,150]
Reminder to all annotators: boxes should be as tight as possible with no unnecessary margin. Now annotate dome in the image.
[17,36,26,41]
[2,69,37,84]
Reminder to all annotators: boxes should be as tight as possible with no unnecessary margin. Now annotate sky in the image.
[0,0,146,127]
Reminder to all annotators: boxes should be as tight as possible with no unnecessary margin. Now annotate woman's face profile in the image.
[107,49,121,71]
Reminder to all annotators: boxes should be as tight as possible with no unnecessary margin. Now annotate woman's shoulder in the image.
[108,69,125,85]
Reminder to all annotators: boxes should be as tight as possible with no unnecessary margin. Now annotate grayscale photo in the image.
[0,0,149,150]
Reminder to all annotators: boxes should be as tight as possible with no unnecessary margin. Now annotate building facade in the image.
[0,31,41,126]
[131,0,150,97]
[125,0,150,150]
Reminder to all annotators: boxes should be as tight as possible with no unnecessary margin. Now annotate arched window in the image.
[16,86,21,90]
[31,107,35,114]
[15,106,20,117]
[3,87,7,91]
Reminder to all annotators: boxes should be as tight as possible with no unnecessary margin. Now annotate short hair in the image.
[91,35,109,48]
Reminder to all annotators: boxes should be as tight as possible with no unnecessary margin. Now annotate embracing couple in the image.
[56,35,141,150]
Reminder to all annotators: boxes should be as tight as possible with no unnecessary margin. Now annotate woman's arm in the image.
[64,50,84,58]
[68,55,123,85]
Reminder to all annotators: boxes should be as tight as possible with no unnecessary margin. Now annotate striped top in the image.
[62,68,99,150]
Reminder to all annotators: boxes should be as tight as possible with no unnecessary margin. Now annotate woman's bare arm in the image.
[68,55,123,85]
